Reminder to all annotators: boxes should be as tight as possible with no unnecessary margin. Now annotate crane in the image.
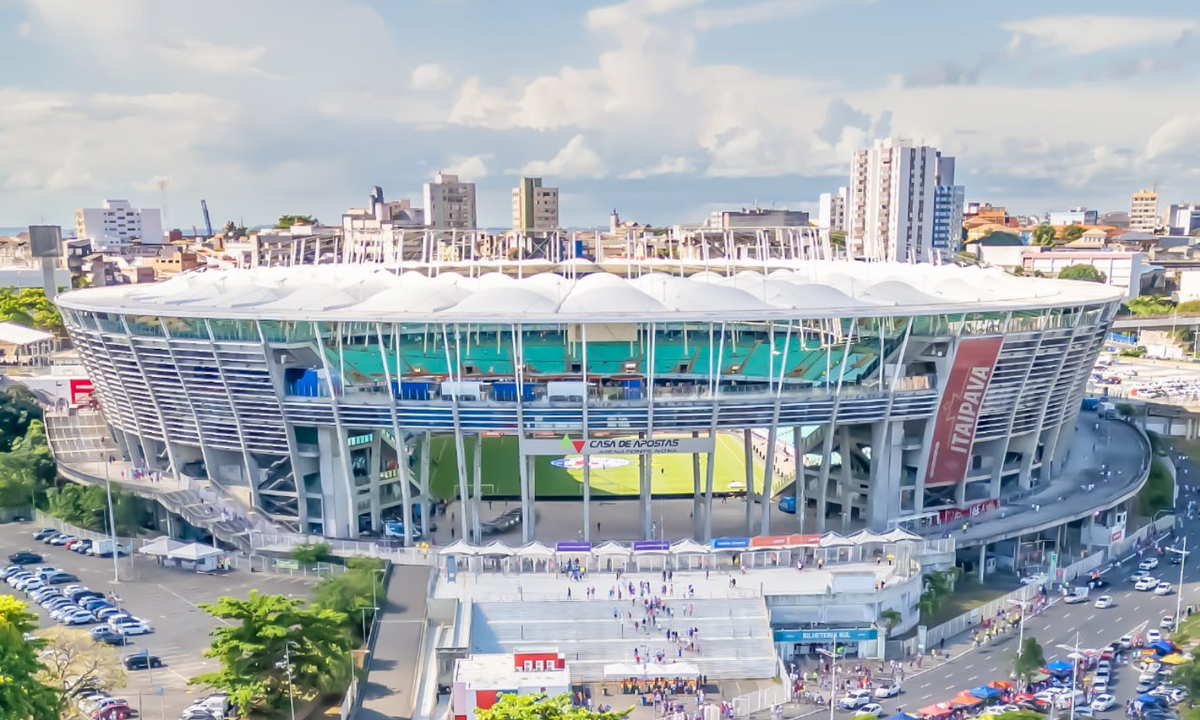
[200,200,213,237]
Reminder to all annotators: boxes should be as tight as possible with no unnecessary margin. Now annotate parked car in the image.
[1162,615,1176,629]
[61,610,98,626]
[91,705,133,720]
[48,534,76,546]
[123,652,163,670]
[73,539,94,554]
[113,619,152,636]
[45,572,80,585]
[32,528,58,541]
[93,630,130,646]
[1091,694,1116,712]
[7,551,43,565]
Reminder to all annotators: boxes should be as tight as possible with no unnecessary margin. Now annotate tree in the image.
[1124,295,1174,317]
[0,597,60,720]
[35,626,127,712]
[1013,637,1046,687]
[191,591,354,718]
[0,288,65,335]
[0,386,43,452]
[291,542,333,564]
[879,608,902,636]
[314,558,386,640]
[829,230,846,248]
[1062,225,1087,242]
[1171,659,1200,704]
[1057,264,1105,283]
[1031,225,1057,247]
[276,215,318,228]
[477,693,630,720]
[1176,299,1200,315]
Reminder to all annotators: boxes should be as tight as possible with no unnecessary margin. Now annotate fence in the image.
[235,554,348,578]
[34,509,137,547]
[733,681,792,717]
[250,531,434,567]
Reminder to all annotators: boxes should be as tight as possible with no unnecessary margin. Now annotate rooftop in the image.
[0,322,55,345]
[454,652,570,689]
[56,260,1123,323]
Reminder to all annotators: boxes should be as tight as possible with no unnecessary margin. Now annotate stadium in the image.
[54,260,1123,546]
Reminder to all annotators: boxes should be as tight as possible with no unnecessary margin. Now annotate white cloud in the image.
[411,63,454,91]
[621,156,696,179]
[440,154,491,180]
[1001,16,1197,56]
[151,39,275,77]
[520,135,605,179]
[17,22,32,38]
[695,0,820,30]
[1146,113,1200,163]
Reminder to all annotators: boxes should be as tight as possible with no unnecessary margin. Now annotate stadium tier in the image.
[55,261,1122,543]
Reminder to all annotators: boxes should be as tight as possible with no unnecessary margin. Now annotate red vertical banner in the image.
[923,336,1004,487]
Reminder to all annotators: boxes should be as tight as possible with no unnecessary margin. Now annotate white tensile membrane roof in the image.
[57,261,1123,322]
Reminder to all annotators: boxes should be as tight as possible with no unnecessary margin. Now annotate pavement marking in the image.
[155,584,232,626]
[921,694,932,700]
[964,664,974,670]
[1088,613,1096,620]
[920,683,930,689]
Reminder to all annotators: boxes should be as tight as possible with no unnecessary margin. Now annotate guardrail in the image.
[33,509,137,547]
[346,562,394,720]
[732,681,791,717]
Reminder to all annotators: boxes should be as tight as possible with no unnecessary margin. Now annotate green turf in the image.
[425,433,767,499]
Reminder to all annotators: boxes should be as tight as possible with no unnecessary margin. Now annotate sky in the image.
[1,0,1198,231]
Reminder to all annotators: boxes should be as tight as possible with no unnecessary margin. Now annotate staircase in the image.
[470,598,777,682]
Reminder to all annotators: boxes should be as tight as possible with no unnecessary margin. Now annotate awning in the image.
[819,532,855,548]
[1160,653,1188,665]
[916,704,952,718]
[516,541,555,558]
[950,694,983,707]
[438,540,478,555]
[671,539,711,555]
[884,714,921,720]
[1151,640,1175,654]
[138,537,187,557]
[1136,694,1165,705]
[602,662,700,679]
[987,681,1013,690]
[167,542,222,561]
[970,686,1003,700]
[479,541,515,557]
[593,541,631,557]
[1029,671,1050,683]
[1045,660,1074,675]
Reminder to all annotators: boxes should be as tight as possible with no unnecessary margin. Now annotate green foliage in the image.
[914,567,963,618]
[1031,225,1057,247]
[1116,403,1140,419]
[1057,264,1105,283]
[291,542,333,564]
[45,482,148,535]
[0,386,43,452]
[1176,299,1200,315]
[0,404,56,509]
[0,596,61,720]
[276,215,318,228]
[191,591,354,718]
[829,230,846,248]
[314,558,387,640]
[1124,295,1174,317]
[1062,225,1087,242]
[1140,458,1175,516]
[0,287,64,335]
[477,692,631,720]
[1171,657,1200,701]
[1013,637,1046,684]
[879,608,902,634]
[1120,347,1147,357]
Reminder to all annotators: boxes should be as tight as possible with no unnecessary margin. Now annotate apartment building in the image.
[1129,189,1159,233]
[511,177,560,233]
[1164,204,1200,236]
[1049,207,1098,226]
[74,200,163,248]
[847,138,939,262]
[423,173,477,230]
[931,156,965,256]
[817,187,848,231]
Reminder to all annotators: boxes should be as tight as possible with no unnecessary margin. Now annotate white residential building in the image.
[511,177,559,233]
[1048,207,1098,226]
[423,173,477,230]
[342,186,426,264]
[1164,204,1200,236]
[817,187,848,231]
[74,200,163,248]
[1129,189,1159,233]
[847,138,938,262]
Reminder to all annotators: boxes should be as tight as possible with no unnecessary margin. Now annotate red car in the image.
[64,539,83,550]
[91,704,133,720]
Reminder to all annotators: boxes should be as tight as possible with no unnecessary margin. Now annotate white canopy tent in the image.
[479,541,515,557]
[593,541,632,557]
[882,528,922,542]
[671,539,710,555]
[138,537,187,557]
[165,542,223,571]
[819,532,855,548]
[439,540,479,556]
[516,541,555,558]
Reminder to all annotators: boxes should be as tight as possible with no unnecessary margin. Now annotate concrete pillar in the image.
[583,451,592,542]
[793,426,805,535]
[839,425,853,531]
[472,435,483,543]
[760,424,778,536]
[420,433,432,538]
[703,431,717,542]
[692,431,702,540]
[639,448,652,539]
[744,429,755,533]
[979,543,987,584]
[816,422,837,534]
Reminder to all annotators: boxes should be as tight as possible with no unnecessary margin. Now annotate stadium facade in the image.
[55,261,1123,544]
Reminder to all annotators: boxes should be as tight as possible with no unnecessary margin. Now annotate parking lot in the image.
[1,520,317,720]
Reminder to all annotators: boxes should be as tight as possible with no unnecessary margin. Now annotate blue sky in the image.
[1,0,1198,230]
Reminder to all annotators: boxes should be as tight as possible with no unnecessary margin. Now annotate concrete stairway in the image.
[471,597,777,681]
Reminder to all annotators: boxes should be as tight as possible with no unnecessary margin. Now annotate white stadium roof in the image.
[56,261,1123,323]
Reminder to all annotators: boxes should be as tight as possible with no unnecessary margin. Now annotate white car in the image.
[60,610,96,626]
[838,689,873,709]
[1162,615,1176,629]
[1020,574,1046,585]
[114,619,152,636]
[874,682,901,699]
[1092,678,1109,695]
[1120,635,1134,649]
[1131,569,1151,582]
[1143,662,1163,675]
[1065,592,1090,604]
[1091,694,1116,712]
[1055,690,1086,710]
[1097,660,1112,675]
[995,705,1023,714]
[1136,577,1160,591]
[1147,630,1163,644]
[857,704,883,717]
[1140,557,1160,570]
[1155,583,1173,596]
[1094,595,1114,609]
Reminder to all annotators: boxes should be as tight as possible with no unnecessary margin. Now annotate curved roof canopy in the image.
[56,260,1123,323]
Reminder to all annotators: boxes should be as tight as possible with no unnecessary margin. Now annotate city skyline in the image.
[1,0,1198,229]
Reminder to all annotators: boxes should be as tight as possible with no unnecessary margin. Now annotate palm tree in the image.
[880,609,902,636]
[915,591,939,619]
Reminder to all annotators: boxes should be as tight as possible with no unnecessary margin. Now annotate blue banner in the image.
[773,628,878,643]
[711,537,750,550]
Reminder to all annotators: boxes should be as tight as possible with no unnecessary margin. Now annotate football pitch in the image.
[426,433,767,499]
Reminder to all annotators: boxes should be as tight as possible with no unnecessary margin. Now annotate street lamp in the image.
[277,641,299,720]
[1057,633,1084,720]
[358,606,379,641]
[371,568,386,611]
[1166,537,1188,631]
[1006,584,1030,650]
[817,647,841,720]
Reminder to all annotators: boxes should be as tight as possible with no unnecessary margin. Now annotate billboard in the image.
[520,435,715,456]
[28,225,62,258]
[923,336,1004,487]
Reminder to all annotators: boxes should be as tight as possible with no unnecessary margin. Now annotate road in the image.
[824,448,1200,719]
